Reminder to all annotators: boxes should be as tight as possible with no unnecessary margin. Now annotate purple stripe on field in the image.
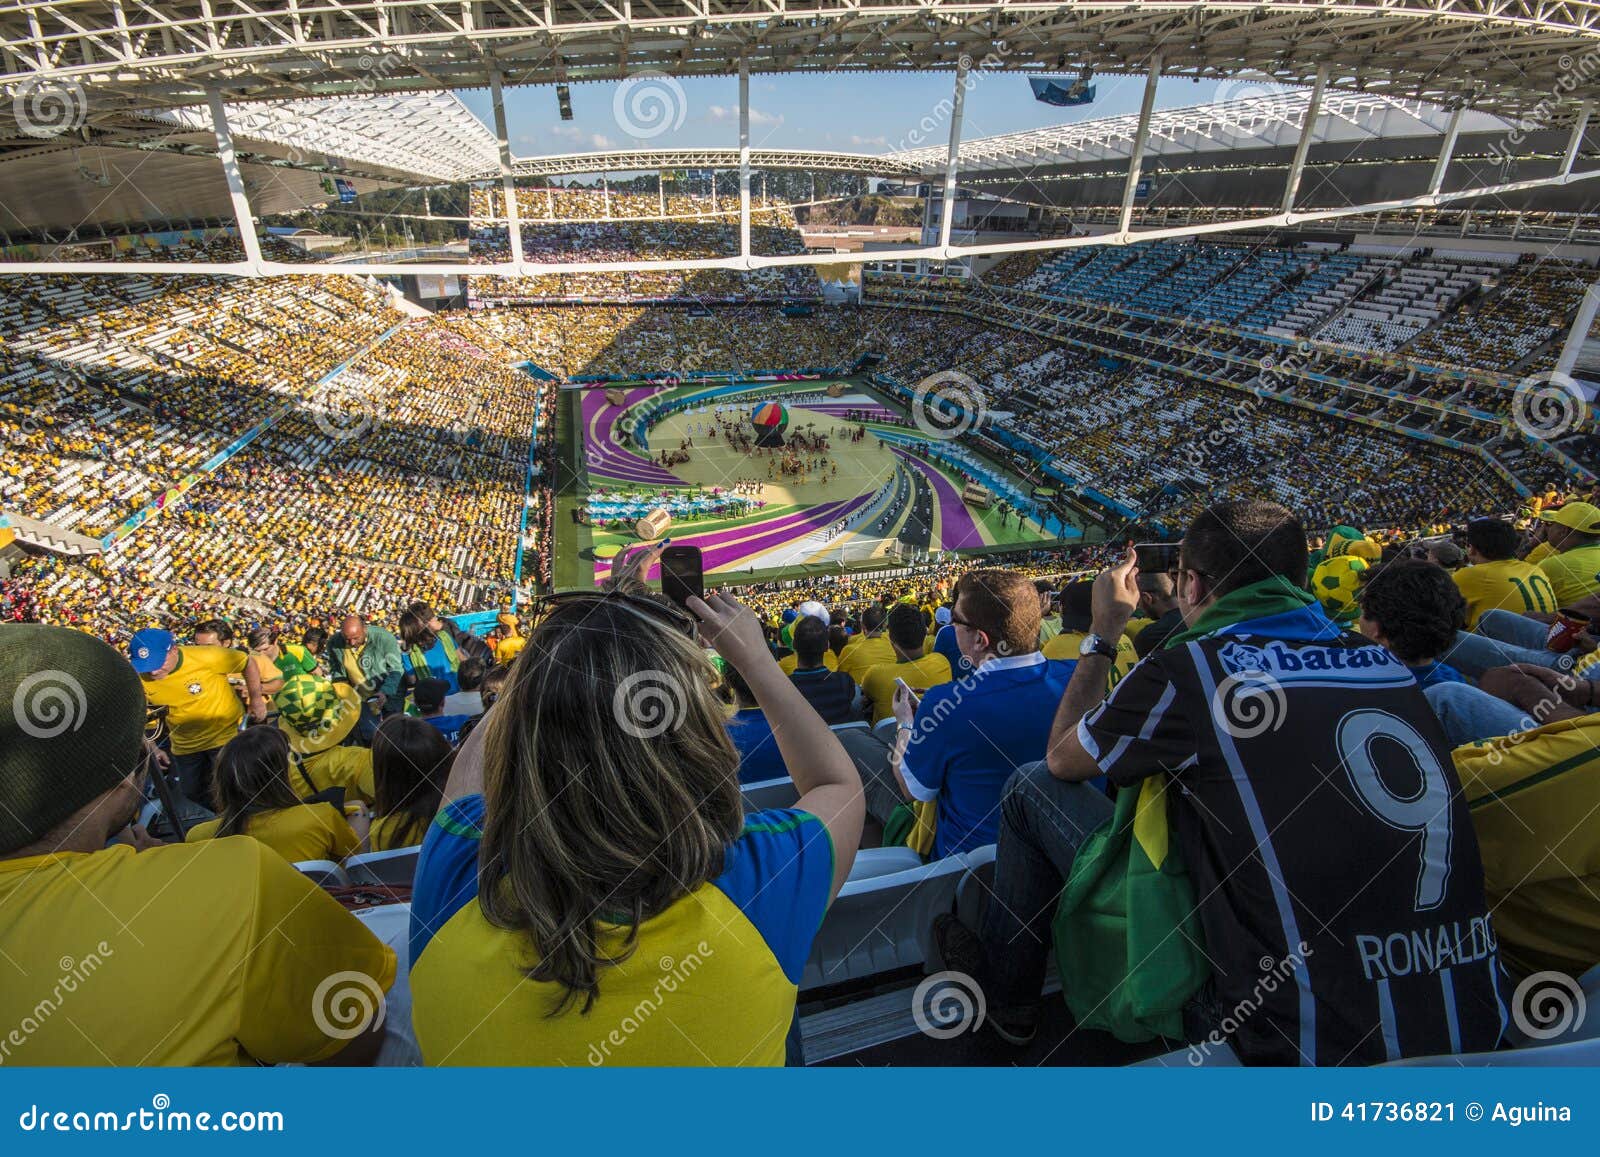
[898,450,984,550]
[596,495,870,579]
[581,386,682,485]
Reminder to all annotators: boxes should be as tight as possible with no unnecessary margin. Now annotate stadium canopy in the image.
[504,149,920,180]
[3,1,1600,123]
[891,92,1513,177]
[0,91,496,235]
[6,1,1600,272]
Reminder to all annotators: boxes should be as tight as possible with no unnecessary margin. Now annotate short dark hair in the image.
[886,603,927,652]
[828,624,849,656]
[954,569,1041,656]
[793,615,829,667]
[302,626,328,654]
[414,677,450,713]
[1182,500,1307,597]
[1058,580,1094,632]
[1466,518,1520,561]
[1358,560,1465,664]
[458,657,486,692]
[193,617,233,644]
[862,604,887,633]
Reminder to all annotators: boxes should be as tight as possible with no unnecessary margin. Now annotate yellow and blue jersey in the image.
[408,795,835,1065]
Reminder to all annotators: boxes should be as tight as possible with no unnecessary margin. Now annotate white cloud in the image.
[543,124,616,150]
[707,104,784,126]
[849,134,889,148]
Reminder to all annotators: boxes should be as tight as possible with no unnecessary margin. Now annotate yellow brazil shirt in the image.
[1452,715,1600,979]
[187,803,361,865]
[289,745,376,805]
[367,812,428,852]
[0,839,394,1065]
[411,797,835,1066]
[1042,630,1138,691]
[495,635,526,665]
[860,653,953,725]
[141,645,248,755]
[1452,559,1558,628]
[778,649,837,676]
[836,634,897,686]
[1538,542,1600,608]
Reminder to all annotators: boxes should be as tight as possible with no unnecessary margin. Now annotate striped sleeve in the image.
[408,794,485,965]
[1079,653,1196,787]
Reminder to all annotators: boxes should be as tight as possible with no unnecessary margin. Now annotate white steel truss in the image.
[4,64,1597,278]
[145,92,499,184]
[3,2,1600,124]
[892,91,1515,173]
[505,148,919,180]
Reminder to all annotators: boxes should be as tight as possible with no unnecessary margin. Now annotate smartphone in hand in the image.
[659,544,705,607]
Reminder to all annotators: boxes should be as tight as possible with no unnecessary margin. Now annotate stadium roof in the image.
[2,1,1599,123]
[0,91,493,235]
[892,91,1514,175]
[146,92,498,185]
[506,149,920,180]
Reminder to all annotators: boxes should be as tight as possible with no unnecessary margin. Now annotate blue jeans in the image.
[1424,682,1536,746]
[1446,609,1576,677]
[980,761,1116,1012]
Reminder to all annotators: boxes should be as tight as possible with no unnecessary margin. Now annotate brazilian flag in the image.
[1053,776,1210,1042]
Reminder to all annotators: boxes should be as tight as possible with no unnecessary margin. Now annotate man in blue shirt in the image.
[787,616,860,724]
[725,665,789,783]
[883,569,1078,857]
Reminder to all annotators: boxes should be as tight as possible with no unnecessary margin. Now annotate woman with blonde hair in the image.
[408,570,863,1066]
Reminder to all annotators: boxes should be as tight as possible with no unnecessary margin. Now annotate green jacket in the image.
[327,623,404,698]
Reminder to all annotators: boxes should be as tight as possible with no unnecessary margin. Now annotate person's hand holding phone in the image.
[1092,547,1142,637]
[685,591,769,677]
[892,678,921,727]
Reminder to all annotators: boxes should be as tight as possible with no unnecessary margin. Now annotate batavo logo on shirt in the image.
[1217,640,1407,683]
[186,682,202,696]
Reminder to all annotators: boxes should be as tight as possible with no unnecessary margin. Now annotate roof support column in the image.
[1281,64,1328,217]
[489,68,525,269]
[1556,281,1600,379]
[1119,55,1162,239]
[603,175,611,219]
[739,59,752,258]
[1428,105,1464,197]
[936,54,971,266]
[1561,101,1593,177]
[659,170,667,216]
[206,89,264,273]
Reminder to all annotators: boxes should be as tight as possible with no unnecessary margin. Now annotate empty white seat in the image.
[345,846,422,886]
[293,859,350,888]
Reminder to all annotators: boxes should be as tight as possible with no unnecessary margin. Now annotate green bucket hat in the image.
[275,672,361,755]
[0,624,148,855]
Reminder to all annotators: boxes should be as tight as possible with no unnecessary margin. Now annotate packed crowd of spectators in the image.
[7,494,1597,1067]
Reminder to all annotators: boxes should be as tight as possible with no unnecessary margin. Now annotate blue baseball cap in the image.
[781,608,798,624]
[128,629,175,674]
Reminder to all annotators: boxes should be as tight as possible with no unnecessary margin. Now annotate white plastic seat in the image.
[847,847,925,881]
[741,776,800,812]
[801,852,969,992]
[293,859,350,888]
[345,846,422,886]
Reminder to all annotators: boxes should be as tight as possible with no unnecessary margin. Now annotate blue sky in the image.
[454,72,1229,159]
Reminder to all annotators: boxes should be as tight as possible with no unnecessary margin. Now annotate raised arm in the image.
[689,591,864,900]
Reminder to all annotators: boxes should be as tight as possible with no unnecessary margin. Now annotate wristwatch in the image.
[1078,633,1119,661]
